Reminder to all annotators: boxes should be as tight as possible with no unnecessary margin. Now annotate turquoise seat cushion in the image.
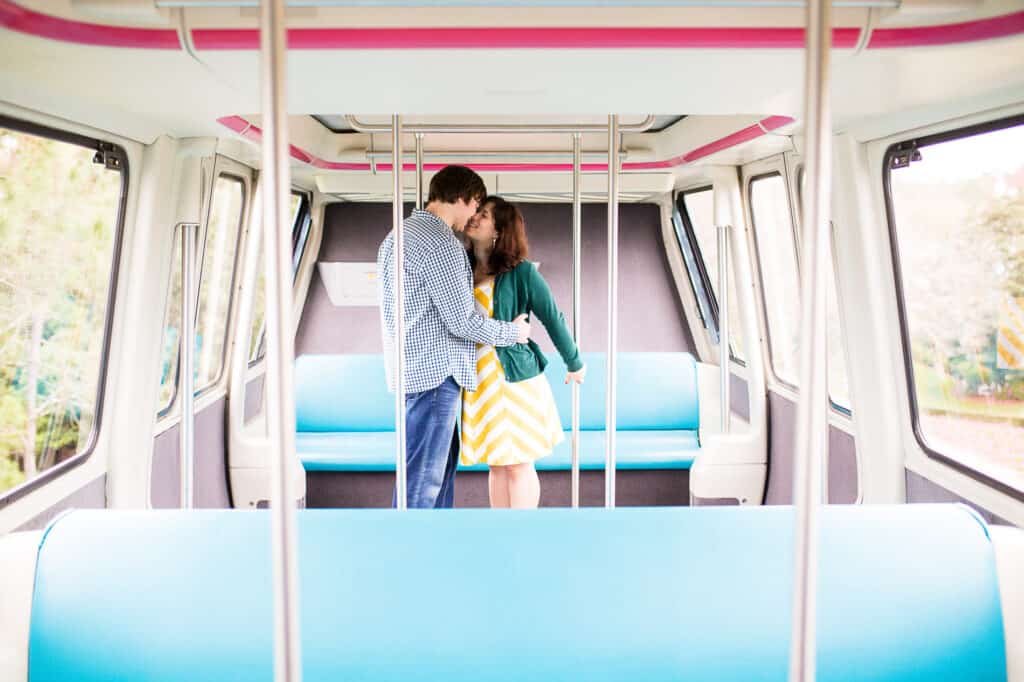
[294,351,700,434]
[299,429,699,472]
[294,354,394,432]
[28,505,1007,682]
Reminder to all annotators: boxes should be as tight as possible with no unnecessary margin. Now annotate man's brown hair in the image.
[427,165,487,206]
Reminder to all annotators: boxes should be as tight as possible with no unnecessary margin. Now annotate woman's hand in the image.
[564,365,586,385]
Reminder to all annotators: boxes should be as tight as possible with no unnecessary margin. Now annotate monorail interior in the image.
[1,1,1024,681]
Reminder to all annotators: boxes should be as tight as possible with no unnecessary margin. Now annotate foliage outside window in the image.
[887,118,1024,492]
[0,125,123,496]
[158,175,245,413]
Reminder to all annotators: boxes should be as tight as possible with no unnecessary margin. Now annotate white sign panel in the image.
[318,262,378,307]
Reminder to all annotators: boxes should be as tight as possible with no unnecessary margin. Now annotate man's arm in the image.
[424,242,521,347]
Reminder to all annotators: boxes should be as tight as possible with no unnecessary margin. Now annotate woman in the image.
[461,196,586,508]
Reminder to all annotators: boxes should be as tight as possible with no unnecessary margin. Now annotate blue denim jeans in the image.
[393,376,461,509]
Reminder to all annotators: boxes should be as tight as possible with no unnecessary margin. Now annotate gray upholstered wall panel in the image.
[15,474,106,531]
[764,391,859,505]
[296,202,694,357]
[828,426,858,504]
[730,373,750,422]
[906,470,1011,526]
[244,375,265,422]
[764,392,795,505]
[151,397,231,509]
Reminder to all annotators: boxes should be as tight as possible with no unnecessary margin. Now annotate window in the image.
[797,168,851,412]
[886,115,1024,495]
[671,203,715,335]
[158,173,246,414]
[750,173,801,385]
[677,187,746,361]
[0,120,126,500]
[157,227,183,413]
[249,191,311,366]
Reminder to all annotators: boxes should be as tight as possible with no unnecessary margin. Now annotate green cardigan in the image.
[489,260,584,383]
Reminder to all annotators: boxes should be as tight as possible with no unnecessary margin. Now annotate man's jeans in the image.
[393,376,460,509]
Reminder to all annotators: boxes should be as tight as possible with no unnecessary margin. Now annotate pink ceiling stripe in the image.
[868,10,1024,48]
[0,0,180,49]
[193,26,862,50]
[3,0,1021,51]
[217,114,794,173]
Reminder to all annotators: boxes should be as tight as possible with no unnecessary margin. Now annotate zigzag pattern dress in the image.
[460,282,564,467]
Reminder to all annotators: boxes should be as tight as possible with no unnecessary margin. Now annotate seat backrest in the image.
[294,351,699,433]
[27,505,1008,682]
[295,354,394,432]
[544,351,698,430]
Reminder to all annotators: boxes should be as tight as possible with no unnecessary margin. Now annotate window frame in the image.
[675,184,752,365]
[157,166,251,417]
[883,112,1024,502]
[747,170,802,391]
[248,188,312,368]
[0,115,129,508]
[671,194,717,341]
[194,172,248,397]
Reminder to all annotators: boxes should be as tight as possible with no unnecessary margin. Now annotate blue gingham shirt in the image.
[378,209,518,393]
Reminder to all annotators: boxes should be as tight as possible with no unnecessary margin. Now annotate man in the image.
[378,165,529,508]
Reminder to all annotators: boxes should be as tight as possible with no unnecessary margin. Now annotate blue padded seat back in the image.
[295,352,699,433]
[294,354,394,432]
[544,352,699,430]
[28,505,1006,682]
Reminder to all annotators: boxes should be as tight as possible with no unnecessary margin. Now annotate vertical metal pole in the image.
[260,0,302,680]
[789,0,832,680]
[717,224,731,433]
[571,132,582,509]
[179,222,197,509]
[393,115,408,510]
[605,115,619,509]
[415,133,424,210]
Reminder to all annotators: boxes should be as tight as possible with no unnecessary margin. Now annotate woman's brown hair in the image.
[471,195,529,275]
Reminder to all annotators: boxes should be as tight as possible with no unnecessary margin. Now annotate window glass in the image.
[158,174,245,412]
[249,191,309,365]
[888,118,1024,491]
[195,176,245,391]
[750,174,801,385]
[681,188,746,360]
[0,124,124,496]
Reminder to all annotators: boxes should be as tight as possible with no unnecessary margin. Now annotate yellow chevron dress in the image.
[461,283,564,467]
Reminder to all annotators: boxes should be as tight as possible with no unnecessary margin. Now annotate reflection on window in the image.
[250,191,309,365]
[158,174,245,413]
[157,228,183,413]
[888,118,1024,492]
[751,174,801,385]
[0,125,124,496]
[195,177,245,391]
[681,188,746,360]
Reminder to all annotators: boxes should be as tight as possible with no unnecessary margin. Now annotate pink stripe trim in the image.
[217,114,794,173]
[4,0,1020,52]
[868,10,1024,48]
[0,0,180,49]
[194,26,861,50]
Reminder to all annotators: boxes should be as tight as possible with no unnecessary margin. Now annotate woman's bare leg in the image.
[506,462,540,509]
[488,465,511,508]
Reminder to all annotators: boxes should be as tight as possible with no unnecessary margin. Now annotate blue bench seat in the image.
[26,505,1010,682]
[294,352,701,473]
[299,429,699,472]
